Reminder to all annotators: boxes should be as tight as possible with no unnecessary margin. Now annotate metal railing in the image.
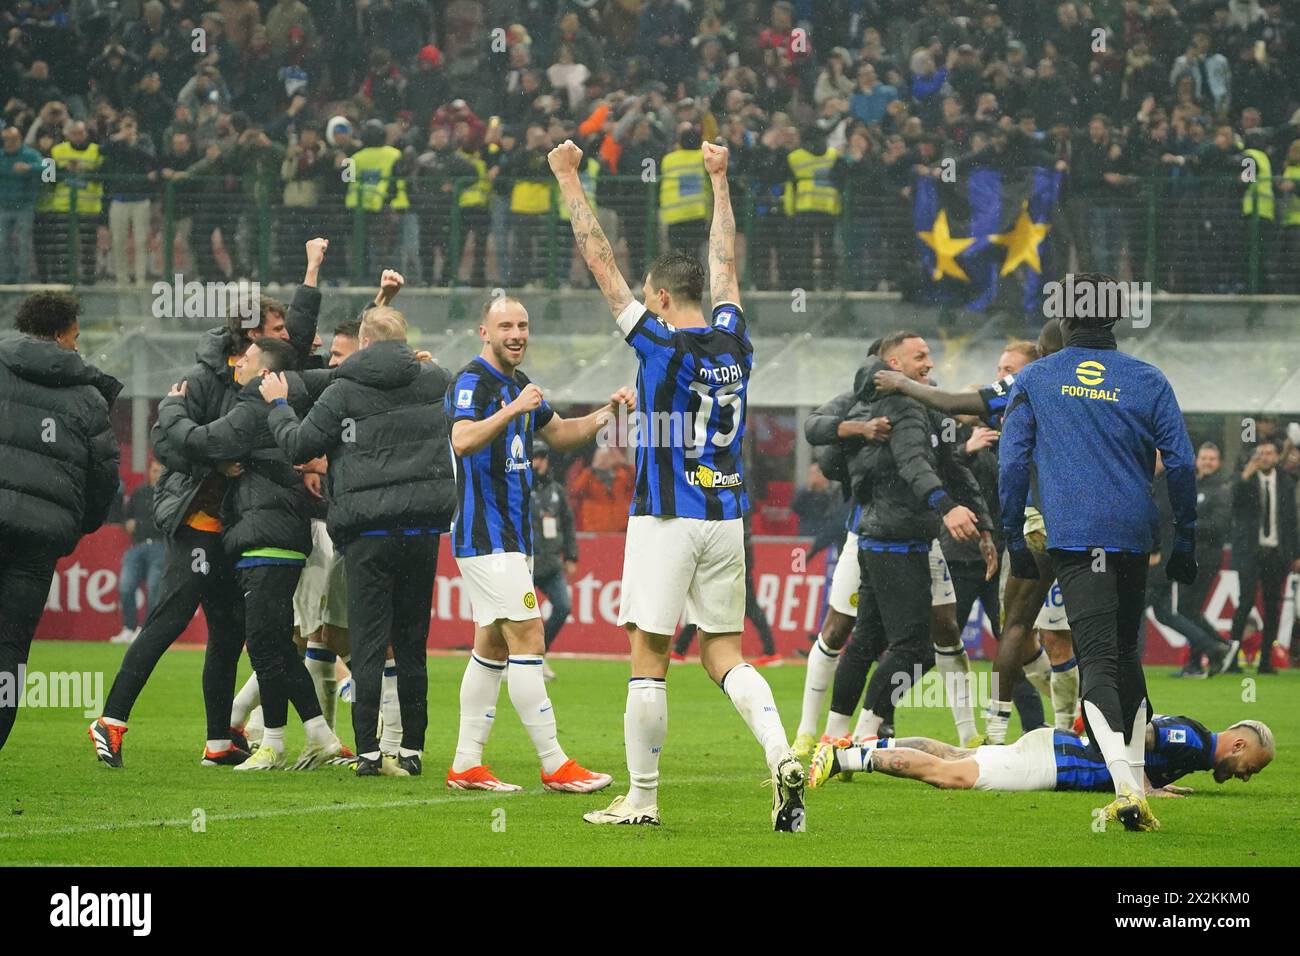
[4,172,1296,294]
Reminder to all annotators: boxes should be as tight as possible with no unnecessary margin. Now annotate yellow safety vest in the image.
[1243,148,1273,220]
[659,148,709,225]
[346,146,409,212]
[789,147,841,215]
[559,157,599,221]
[511,176,551,215]
[1282,164,1300,226]
[47,141,104,214]
[457,150,489,208]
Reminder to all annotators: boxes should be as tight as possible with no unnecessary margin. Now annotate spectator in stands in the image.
[569,446,634,533]
[0,124,42,284]
[406,45,448,132]
[849,62,899,127]
[45,120,104,285]
[101,112,157,286]
[502,122,554,287]
[792,463,837,540]
[112,459,166,646]
[265,0,317,59]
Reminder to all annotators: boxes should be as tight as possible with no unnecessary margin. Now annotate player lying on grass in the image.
[808,716,1273,828]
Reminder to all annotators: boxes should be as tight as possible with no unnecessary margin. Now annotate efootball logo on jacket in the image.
[505,434,530,473]
[1061,360,1120,403]
[1075,361,1106,386]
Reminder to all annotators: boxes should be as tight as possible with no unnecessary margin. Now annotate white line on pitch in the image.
[0,774,737,840]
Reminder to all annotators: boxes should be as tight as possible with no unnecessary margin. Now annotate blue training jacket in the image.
[999,345,1197,552]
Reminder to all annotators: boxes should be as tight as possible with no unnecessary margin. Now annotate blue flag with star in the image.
[912,166,1061,313]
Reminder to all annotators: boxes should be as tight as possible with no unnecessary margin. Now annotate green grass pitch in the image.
[1,640,1296,866]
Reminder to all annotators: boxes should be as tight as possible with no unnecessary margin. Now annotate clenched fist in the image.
[509,382,545,416]
[305,237,329,266]
[702,140,729,177]
[548,139,583,177]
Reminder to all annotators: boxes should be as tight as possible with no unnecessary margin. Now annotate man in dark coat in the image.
[259,306,456,777]
[1,292,121,752]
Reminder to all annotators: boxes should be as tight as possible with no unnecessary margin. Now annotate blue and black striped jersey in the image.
[1052,715,1216,792]
[978,374,1015,428]
[617,300,752,520]
[446,357,555,558]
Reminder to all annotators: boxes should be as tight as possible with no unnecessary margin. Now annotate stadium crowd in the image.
[1,0,1299,292]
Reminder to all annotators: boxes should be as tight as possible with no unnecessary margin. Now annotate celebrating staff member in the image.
[92,239,326,769]
[1,293,120,752]
[999,273,1197,833]
[260,307,455,777]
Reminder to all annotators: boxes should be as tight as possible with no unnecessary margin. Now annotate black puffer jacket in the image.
[0,335,122,555]
[853,371,991,544]
[267,340,457,545]
[151,284,321,535]
[156,375,322,557]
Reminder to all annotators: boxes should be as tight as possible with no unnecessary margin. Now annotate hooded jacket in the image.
[0,334,122,555]
[156,372,330,558]
[266,340,456,545]
[151,283,321,535]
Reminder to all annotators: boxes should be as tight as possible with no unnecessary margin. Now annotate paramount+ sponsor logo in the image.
[685,465,742,489]
[1061,360,1120,402]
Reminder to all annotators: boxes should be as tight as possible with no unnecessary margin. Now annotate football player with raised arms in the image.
[551,137,807,831]
[444,294,635,793]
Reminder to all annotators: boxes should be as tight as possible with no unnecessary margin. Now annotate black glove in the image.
[1007,540,1039,579]
[1165,548,1198,585]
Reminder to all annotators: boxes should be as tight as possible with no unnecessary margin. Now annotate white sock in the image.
[305,642,338,729]
[1050,656,1080,731]
[985,699,1012,745]
[852,708,882,741]
[102,716,127,728]
[824,710,852,740]
[452,653,506,772]
[1023,646,1052,699]
[1083,699,1142,795]
[837,737,891,772]
[721,663,789,771]
[1126,696,1148,782]
[260,725,285,754]
[934,643,977,742]
[380,664,402,755]
[302,714,335,747]
[625,677,667,810]
[206,738,231,752]
[797,637,841,738]
[507,654,567,774]
[231,674,261,729]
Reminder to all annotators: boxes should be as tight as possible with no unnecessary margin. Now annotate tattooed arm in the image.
[548,139,635,319]
[892,737,977,760]
[701,141,740,309]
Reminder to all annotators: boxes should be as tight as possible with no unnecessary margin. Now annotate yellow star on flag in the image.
[917,209,975,282]
[989,201,1051,277]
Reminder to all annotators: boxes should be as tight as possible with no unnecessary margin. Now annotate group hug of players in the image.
[80,139,811,830]
[7,131,1270,834]
[791,308,1274,830]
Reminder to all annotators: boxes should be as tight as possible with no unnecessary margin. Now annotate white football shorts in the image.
[1035,578,1070,630]
[972,726,1057,792]
[457,552,542,627]
[618,515,745,635]
[293,519,348,633]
